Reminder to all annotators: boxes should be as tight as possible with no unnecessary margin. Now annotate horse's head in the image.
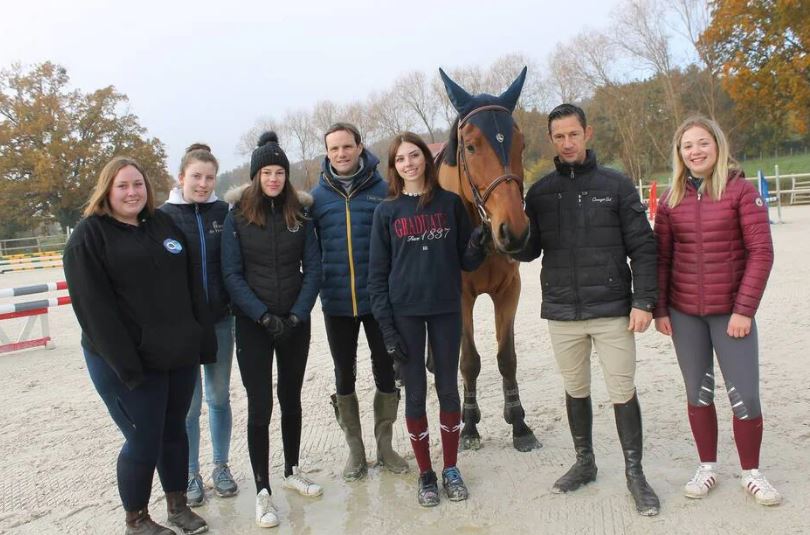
[440,67,530,255]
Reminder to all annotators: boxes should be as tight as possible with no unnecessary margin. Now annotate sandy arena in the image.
[1,205,808,535]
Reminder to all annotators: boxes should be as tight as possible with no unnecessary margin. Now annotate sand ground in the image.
[1,205,808,535]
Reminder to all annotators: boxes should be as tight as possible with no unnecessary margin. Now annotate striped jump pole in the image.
[0,281,71,354]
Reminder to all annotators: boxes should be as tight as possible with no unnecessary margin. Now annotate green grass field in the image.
[647,151,810,184]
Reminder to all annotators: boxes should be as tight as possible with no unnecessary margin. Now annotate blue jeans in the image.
[186,317,235,475]
[84,348,196,511]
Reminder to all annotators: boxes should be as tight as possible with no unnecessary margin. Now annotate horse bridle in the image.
[457,104,524,224]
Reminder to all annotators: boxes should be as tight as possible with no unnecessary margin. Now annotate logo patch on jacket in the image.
[591,196,613,203]
[755,197,764,207]
[163,239,183,254]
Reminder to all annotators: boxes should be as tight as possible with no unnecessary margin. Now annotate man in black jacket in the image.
[515,104,659,516]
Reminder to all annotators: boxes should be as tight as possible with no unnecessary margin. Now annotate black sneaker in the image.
[442,466,469,501]
[417,470,440,507]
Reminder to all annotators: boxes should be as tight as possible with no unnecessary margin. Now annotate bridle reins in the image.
[457,104,524,224]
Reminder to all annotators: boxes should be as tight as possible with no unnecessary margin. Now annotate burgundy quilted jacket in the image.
[653,174,773,318]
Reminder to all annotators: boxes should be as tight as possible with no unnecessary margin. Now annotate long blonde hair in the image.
[668,116,737,208]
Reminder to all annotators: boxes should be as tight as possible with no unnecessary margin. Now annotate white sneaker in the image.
[741,469,782,506]
[255,489,280,528]
[684,464,718,498]
[282,466,323,497]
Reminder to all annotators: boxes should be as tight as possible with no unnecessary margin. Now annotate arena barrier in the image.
[0,254,63,274]
[0,281,71,354]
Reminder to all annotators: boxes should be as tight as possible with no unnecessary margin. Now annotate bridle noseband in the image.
[457,104,524,224]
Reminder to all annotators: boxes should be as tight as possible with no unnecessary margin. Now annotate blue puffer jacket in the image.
[310,150,388,317]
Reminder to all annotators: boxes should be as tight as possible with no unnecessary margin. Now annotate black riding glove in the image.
[378,321,408,364]
[259,312,287,339]
[469,224,492,250]
[281,314,301,338]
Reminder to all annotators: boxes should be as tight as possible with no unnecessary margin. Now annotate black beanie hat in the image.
[250,131,290,180]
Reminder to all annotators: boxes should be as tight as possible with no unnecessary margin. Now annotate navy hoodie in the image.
[368,188,484,322]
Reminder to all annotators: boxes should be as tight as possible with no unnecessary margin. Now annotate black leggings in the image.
[395,312,462,419]
[235,316,310,490]
[324,313,396,395]
[84,349,196,511]
[669,308,761,419]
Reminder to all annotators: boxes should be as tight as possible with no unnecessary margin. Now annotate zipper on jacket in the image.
[344,198,359,316]
[696,190,704,315]
[194,204,209,302]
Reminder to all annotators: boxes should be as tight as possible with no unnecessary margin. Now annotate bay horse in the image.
[435,67,540,452]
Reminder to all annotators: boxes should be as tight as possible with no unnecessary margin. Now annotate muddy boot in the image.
[614,392,660,516]
[331,393,368,481]
[166,491,209,534]
[373,390,410,474]
[124,508,174,535]
[553,394,597,493]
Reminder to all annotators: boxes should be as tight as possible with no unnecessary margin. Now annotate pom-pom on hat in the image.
[250,131,290,180]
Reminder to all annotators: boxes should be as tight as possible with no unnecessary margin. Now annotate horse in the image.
[434,67,541,452]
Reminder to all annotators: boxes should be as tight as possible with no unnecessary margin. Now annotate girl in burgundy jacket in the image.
[654,116,780,506]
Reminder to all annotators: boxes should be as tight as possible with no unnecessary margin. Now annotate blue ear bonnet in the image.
[440,67,527,168]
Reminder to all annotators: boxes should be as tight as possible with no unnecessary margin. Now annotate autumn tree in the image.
[0,62,169,235]
[700,0,810,138]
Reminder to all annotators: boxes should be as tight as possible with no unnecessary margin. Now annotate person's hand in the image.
[469,224,492,249]
[283,314,301,335]
[654,316,672,336]
[727,313,752,338]
[628,308,653,333]
[259,312,287,338]
[379,322,408,364]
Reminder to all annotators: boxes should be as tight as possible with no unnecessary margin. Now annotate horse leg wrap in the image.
[503,387,525,424]
[462,390,480,424]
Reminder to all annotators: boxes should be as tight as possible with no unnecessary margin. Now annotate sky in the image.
[3,0,630,173]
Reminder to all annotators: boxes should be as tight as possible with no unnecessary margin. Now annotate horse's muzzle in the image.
[495,222,530,255]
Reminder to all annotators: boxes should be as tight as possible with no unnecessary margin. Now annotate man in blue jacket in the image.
[310,123,409,480]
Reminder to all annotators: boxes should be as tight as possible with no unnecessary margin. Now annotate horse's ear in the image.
[439,68,472,114]
[499,66,528,112]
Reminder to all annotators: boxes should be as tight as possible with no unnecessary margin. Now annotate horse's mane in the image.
[443,116,460,166]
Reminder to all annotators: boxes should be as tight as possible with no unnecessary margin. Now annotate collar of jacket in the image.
[319,149,382,196]
[553,149,597,177]
[165,187,220,205]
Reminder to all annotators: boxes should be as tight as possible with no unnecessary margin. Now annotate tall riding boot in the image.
[373,390,410,474]
[166,491,208,534]
[614,392,660,516]
[125,508,174,535]
[331,393,368,481]
[552,394,597,493]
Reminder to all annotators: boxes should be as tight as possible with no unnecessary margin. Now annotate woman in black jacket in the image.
[159,144,237,506]
[63,157,215,535]
[368,132,487,507]
[221,132,322,529]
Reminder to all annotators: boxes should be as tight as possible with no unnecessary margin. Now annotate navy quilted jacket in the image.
[310,150,389,316]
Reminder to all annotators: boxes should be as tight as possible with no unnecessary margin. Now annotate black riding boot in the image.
[552,394,597,493]
[614,392,660,516]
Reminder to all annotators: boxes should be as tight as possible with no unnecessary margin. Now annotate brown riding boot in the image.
[124,508,174,535]
[374,389,410,473]
[166,491,208,534]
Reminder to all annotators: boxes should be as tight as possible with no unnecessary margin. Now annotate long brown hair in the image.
[386,131,438,208]
[239,169,304,229]
[668,115,737,208]
[83,157,155,219]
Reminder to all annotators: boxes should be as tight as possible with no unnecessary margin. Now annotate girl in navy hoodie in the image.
[368,132,487,507]
[160,144,237,506]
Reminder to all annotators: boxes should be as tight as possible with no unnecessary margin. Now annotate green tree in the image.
[0,62,170,234]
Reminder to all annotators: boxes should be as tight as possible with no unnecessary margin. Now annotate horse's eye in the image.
[466,144,475,153]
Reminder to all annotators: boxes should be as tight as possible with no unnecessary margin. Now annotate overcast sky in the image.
[3,0,629,173]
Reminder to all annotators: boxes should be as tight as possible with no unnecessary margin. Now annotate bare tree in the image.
[612,0,682,125]
[284,109,320,190]
[394,71,440,142]
[237,117,285,157]
[486,53,550,111]
[367,88,416,140]
[547,43,591,104]
[311,99,340,136]
[670,0,721,118]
